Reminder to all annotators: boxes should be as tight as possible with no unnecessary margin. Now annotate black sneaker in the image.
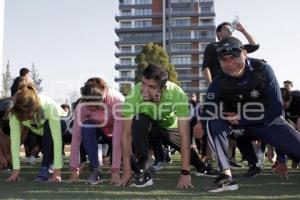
[2,163,12,171]
[229,159,243,169]
[208,174,239,192]
[131,170,153,188]
[85,168,103,185]
[195,159,218,177]
[163,149,172,164]
[244,166,261,177]
[195,166,218,177]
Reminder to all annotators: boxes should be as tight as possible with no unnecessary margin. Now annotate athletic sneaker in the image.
[208,174,238,193]
[229,159,242,168]
[2,163,12,171]
[195,159,218,177]
[145,155,155,171]
[131,170,153,188]
[48,164,54,174]
[195,166,218,177]
[163,148,172,164]
[34,167,50,182]
[25,155,37,165]
[149,160,165,172]
[85,168,103,185]
[244,165,261,177]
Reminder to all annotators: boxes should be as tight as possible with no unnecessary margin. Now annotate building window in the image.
[200,6,212,13]
[180,82,191,90]
[171,18,191,27]
[121,10,132,16]
[135,9,152,15]
[171,55,191,65]
[194,30,214,38]
[135,20,152,28]
[199,43,208,50]
[172,43,192,52]
[121,46,132,53]
[119,33,132,41]
[172,7,191,14]
[135,0,152,5]
[199,18,214,25]
[120,71,132,78]
[172,31,191,39]
[120,21,131,28]
[123,0,132,5]
[134,33,153,40]
[135,45,144,53]
[171,0,191,3]
[177,69,191,75]
[120,58,132,65]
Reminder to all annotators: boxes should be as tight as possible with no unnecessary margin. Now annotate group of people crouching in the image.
[0,76,124,185]
[0,56,300,193]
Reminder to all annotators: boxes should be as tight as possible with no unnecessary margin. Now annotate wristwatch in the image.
[180,169,190,175]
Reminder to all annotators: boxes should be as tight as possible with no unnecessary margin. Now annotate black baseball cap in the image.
[216,37,259,59]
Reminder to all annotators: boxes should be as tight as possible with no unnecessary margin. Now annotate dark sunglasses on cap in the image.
[216,43,244,59]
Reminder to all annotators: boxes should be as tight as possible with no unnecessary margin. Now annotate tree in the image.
[120,83,132,96]
[134,43,179,85]
[30,63,43,92]
[1,60,13,98]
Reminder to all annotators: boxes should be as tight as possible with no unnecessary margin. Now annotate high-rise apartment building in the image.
[115,0,216,99]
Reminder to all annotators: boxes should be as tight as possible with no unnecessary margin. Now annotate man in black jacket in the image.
[10,67,30,96]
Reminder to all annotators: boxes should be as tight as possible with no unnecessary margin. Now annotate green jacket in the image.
[9,94,66,170]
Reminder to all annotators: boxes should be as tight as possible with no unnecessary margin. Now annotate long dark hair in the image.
[80,81,104,103]
[85,77,107,91]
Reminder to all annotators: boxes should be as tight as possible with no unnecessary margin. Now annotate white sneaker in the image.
[48,164,54,174]
[26,155,37,165]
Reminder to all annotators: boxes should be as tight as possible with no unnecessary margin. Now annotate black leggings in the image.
[132,114,205,171]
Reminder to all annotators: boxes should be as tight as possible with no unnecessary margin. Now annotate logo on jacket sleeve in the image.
[250,89,260,98]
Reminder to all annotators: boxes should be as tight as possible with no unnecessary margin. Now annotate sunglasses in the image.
[216,43,243,58]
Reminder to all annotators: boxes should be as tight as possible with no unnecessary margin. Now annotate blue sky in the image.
[3,0,300,103]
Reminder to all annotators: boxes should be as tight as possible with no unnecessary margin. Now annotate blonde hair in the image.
[11,82,41,120]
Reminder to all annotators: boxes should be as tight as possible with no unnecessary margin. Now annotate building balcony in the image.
[119,3,152,10]
[115,76,135,82]
[115,51,138,58]
[115,12,162,21]
[181,86,207,93]
[178,74,206,81]
[115,37,162,46]
[170,36,215,43]
[170,11,215,18]
[115,64,137,70]
[115,25,163,33]
[170,48,204,55]
[170,0,213,3]
[170,24,215,31]
[173,62,203,68]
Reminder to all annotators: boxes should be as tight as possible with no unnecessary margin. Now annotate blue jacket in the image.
[202,58,284,126]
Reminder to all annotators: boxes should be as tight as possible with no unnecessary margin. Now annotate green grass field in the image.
[0,153,299,200]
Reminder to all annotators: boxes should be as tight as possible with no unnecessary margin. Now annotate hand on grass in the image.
[110,172,121,186]
[69,170,80,183]
[6,170,20,182]
[177,175,194,189]
[118,172,132,187]
[51,169,61,183]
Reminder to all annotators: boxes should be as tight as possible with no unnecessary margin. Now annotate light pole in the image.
[0,0,5,91]
[162,0,166,51]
